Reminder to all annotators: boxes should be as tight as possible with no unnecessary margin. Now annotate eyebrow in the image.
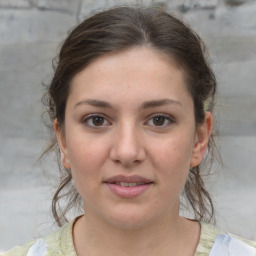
[141,99,182,109]
[74,99,114,109]
[74,98,182,109]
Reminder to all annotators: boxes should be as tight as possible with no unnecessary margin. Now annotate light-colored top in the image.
[2,219,256,256]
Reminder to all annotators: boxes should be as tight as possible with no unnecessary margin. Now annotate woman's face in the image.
[55,47,212,229]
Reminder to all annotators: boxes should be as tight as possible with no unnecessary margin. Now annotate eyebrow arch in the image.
[74,98,182,109]
[141,99,182,109]
[74,99,114,109]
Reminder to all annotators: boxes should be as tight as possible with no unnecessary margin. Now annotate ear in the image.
[53,119,71,169]
[190,112,213,168]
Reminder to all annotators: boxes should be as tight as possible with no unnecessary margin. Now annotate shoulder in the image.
[1,220,76,256]
[0,240,36,256]
[229,233,256,248]
[195,222,256,256]
[195,221,222,255]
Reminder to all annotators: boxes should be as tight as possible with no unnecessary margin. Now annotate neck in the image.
[73,209,200,256]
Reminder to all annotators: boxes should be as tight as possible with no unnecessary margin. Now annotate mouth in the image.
[112,182,149,187]
[104,175,153,184]
[103,175,153,198]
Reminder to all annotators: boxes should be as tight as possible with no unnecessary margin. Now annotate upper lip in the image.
[104,175,153,184]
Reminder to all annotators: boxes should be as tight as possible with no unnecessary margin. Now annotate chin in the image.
[103,206,158,230]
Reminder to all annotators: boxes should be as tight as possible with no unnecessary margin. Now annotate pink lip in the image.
[104,175,153,198]
[104,175,152,184]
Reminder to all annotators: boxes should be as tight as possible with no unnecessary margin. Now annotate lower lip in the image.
[105,183,153,198]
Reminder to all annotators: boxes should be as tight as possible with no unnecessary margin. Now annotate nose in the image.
[109,123,146,167]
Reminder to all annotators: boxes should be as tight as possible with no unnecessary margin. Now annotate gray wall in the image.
[0,0,256,252]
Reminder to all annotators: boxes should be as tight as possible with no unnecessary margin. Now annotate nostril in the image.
[110,148,145,166]
[109,130,146,166]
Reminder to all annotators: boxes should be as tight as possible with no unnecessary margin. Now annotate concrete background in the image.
[0,0,256,252]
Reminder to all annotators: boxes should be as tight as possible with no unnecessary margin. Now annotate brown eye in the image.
[83,115,110,127]
[147,115,173,127]
[153,116,165,126]
[92,116,104,126]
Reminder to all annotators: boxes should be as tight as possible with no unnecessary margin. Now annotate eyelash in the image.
[82,114,111,128]
[146,114,174,127]
[82,114,174,128]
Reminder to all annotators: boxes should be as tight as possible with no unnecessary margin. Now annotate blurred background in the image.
[0,0,256,252]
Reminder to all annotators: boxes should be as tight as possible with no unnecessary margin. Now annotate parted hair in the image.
[42,6,217,226]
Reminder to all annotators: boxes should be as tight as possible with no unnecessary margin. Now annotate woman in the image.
[3,6,256,256]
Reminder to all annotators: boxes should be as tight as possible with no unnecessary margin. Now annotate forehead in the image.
[68,46,192,108]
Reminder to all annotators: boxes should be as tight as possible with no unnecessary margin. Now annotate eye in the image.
[147,115,173,127]
[83,115,111,127]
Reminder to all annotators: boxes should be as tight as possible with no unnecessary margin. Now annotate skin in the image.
[54,46,213,256]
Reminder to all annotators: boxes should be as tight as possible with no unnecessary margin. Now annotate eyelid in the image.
[81,113,174,128]
[145,113,175,127]
[82,113,111,127]
[149,113,173,119]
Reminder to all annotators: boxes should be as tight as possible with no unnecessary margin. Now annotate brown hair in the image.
[42,6,217,226]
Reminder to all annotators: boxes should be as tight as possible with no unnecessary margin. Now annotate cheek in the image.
[153,136,193,166]
[150,135,194,183]
[66,134,109,175]
[65,136,110,201]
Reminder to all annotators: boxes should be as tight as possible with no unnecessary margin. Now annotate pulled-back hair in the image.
[43,6,217,226]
